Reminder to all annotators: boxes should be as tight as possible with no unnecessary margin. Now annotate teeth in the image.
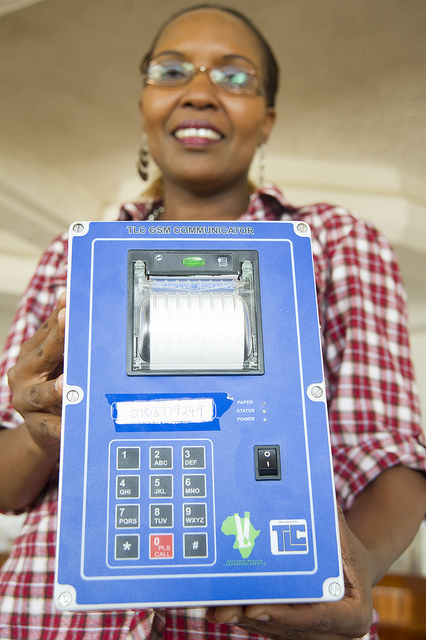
[174,127,221,140]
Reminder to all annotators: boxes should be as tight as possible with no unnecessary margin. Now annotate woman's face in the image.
[140,8,276,195]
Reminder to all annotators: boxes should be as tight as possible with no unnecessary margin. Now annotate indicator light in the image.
[182,256,205,267]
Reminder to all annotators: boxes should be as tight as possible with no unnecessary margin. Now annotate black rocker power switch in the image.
[254,445,281,480]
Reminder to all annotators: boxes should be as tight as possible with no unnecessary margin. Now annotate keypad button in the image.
[116,475,140,498]
[183,475,206,498]
[150,533,174,559]
[117,447,140,470]
[183,503,207,527]
[150,446,173,469]
[150,475,173,498]
[150,504,173,528]
[184,533,208,558]
[182,446,205,469]
[116,504,140,528]
[115,534,139,559]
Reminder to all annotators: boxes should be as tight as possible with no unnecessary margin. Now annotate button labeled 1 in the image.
[255,445,281,480]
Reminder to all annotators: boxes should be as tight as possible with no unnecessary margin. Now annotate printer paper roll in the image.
[144,292,249,370]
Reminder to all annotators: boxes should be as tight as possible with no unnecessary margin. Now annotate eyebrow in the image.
[153,50,185,59]
[152,50,259,70]
[222,54,259,70]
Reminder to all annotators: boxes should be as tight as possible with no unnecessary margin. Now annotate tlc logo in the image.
[269,519,309,555]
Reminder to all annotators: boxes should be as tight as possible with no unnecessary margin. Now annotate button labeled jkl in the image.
[150,475,173,498]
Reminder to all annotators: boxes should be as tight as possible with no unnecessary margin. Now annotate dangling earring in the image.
[136,132,150,182]
[258,142,266,187]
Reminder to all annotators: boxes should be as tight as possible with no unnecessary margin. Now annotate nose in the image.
[179,68,219,109]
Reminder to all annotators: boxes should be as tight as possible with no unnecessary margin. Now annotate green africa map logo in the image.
[221,511,260,559]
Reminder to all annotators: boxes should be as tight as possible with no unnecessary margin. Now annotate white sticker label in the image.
[113,398,215,425]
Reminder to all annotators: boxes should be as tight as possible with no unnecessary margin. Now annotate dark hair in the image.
[139,3,279,108]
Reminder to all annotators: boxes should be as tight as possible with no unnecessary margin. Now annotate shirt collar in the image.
[119,184,293,223]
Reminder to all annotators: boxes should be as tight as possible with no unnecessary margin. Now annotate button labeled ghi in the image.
[255,445,281,480]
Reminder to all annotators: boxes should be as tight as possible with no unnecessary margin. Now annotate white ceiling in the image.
[0,0,425,315]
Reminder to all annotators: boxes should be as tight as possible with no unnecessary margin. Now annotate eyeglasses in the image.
[143,59,264,97]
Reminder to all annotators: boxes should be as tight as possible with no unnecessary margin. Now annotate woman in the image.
[0,5,425,640]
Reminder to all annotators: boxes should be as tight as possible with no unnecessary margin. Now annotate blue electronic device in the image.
[55,220,343,611]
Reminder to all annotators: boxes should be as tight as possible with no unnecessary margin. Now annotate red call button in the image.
[150,534,174,559]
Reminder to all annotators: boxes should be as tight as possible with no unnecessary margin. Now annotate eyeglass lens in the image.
[145,60,260,94]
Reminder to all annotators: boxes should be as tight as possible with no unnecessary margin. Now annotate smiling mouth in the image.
[173,127,222,142]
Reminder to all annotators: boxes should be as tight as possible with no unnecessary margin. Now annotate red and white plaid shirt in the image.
[1,185,425,639]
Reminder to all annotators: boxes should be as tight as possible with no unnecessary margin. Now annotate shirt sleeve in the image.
[317,211,426,511]
[0,232,68,429]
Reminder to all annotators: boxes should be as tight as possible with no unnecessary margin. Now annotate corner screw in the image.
[329,582,342,598]
[72,223,85,234]
[58,591,73,607]
[297,222,309,234]
[66,389,80,403]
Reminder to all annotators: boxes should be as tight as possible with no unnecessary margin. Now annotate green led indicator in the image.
[182,256,205,267]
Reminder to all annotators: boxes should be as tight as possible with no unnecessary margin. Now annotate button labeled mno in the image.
[183,475,206,497]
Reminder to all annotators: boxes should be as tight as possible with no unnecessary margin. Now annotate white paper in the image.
[146,291,248,370]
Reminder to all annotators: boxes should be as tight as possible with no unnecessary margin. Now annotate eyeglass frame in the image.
[142,59,265,98]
